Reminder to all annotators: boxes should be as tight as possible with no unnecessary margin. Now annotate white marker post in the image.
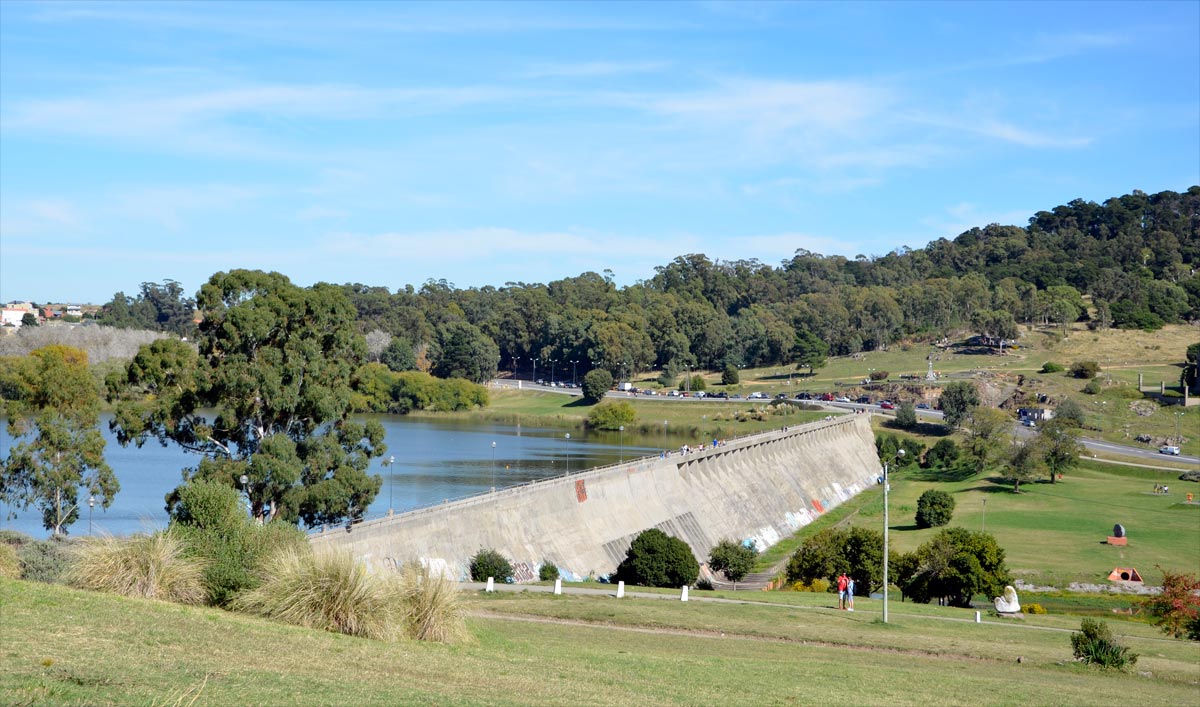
[486,577,495,592]
[553,578,562,595]
[616,581,625,598]
[975,611,981,623]
[680,585,689,602]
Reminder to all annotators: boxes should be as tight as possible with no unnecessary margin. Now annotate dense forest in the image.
[95,187,1199,384]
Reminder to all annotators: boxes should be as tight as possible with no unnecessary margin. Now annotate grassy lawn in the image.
[3,577,1198,707]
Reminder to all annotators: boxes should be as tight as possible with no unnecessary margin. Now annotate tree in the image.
[900,527,1010,608]
[614,528,699,588]
[785,526,884,594]
[581,368,613,404]
[432,320,499,384]
[1054,398,1086,428]
[894,402,918,429]
[939,381,980,428]
[792,330,828,375]
[108,270,386,528]
[1069,361,1101,379]
[380,335,417,372]
[2,346,117,535]
[915,490,955,529]
[587,401,635,430]
[708,539,756,586]
[923,439,960,469]
[1005,441,1042,493]
[20,312,37,328]
[1036,419,1082,483]
[721,364,740,385]
[1142,567,1200,640]
[963,407,1011,475]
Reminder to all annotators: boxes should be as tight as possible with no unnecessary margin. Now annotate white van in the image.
[1159,445,1181,456]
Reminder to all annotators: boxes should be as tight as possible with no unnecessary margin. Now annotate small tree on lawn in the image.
[614,528,699,588]
[586,401,636,430]
[581,369,613,404]
[915,489,955,529]
[900,527,1010,608]
[894,402,918,429]
[708,539,756,587]
[469,548,514,583]
[1142,567,1200,640]
[1036,419,1082,483]
[923,439,960,469]
[721,365,740,385]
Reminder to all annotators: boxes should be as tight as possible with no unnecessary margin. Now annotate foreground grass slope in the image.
[3,578,1197,706]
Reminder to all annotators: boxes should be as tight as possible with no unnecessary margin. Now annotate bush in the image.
[586,401,636,430]
[1040,362,1065,373]
[65,530,207,604]
[538,561,560,582]
[721,365,739,385]
[397,563,470,643]
[0,543,20,579]
[469,548,514,583]
[234,548,404,640]
[1054,398,1086,428]
[915,490,956,529]
[581,369,613,404]
[923,439,960,469]
[614,528,699,588]
[1142,567,1200,640]
[893,402,917,429]
[1069,361,1101,379]
[1024,603,1047,615]
[1082,378,1103,395]
[17,538,74,583]
[707,539,757,584]
[869,370,889,381]
[786,526,883,594]
[1071,618,1137,669]
[789,578,831,593]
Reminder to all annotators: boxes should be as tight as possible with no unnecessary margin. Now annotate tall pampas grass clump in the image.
[398,562,471,644]
[232,548,403,640]
[66,530,207,604]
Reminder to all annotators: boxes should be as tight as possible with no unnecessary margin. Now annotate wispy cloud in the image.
[520,60,670,79]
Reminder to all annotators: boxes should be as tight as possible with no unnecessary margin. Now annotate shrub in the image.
[915,490,955,529]
[17,538,74,583]
[397,562,470,644]
[1071,618,1137,669]
[893,402,917,429]
[1082,378,1103,395]
[614,528,699,588]
[1069,361,1101,379]
[923,439,960,469]
[790,578,831,593]
[1142,567,1200,640]
[1024,603,1047,615]
[1054,398,1086,427]
[707,539,757,584]
[721,365,739,385]
[233,548,403,640]
[538,561,560,582]
[469,548,514,583]
[586,401,636,430]
[869,370,889,381]
[66,530,207,604]
[0,543,20,579]
[581,369,613,404]
[786,526,883,594]
[1040,362,1065,373]
[688,374,707,392]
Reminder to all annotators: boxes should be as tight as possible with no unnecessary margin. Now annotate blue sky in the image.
[2,1,1197,305]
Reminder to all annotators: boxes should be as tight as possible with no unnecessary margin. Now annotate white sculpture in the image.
[994,585,1020,614]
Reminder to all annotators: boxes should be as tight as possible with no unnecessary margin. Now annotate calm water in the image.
[0,414,664,539]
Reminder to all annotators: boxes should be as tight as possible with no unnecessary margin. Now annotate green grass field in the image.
[3,577,1198,707]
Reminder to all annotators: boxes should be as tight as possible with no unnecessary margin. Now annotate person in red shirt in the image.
[836,573,849,610]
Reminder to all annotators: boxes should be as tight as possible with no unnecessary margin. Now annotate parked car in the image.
[834,396,851,403]
[857,395,872,404]
[821,393,835,401]
[1159,445,1181,456]
[879,401,895,410]
[916,402,930,409]
[748,391,768,399]
[1021,419,1036,428]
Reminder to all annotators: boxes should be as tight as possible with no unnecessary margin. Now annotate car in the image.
[916,402,930,409]
[1021,419,1036,428]
[879,401,895,410]
[775,393,788,399]
[748,391,768,399]
[820,393,835,401]
[834,396,851,403]
[712,391,728,399]
[857,395,872,404]
[1159,445,1181,456]
[729,393,743,399]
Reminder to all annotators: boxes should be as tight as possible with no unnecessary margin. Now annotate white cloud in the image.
[520,61,670,79]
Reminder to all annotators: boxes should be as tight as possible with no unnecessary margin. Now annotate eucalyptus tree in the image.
[108,270,386,527]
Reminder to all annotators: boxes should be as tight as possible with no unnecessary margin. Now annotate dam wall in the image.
[310,414,882,582]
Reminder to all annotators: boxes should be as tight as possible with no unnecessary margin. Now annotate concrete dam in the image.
[310,414,883,582]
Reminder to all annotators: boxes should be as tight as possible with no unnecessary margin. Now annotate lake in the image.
[0,415,664,539]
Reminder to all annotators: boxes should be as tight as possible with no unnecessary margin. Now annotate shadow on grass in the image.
[882,420,953,437]
[907,466,977,482]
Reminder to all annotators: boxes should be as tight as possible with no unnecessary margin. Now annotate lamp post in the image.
[570,360,578,387]
[550,359,557,386]
[1175,411,1184,444]
[239,474,251,519]
[491,442,497,492]
[564,433,571,474]
[619,425,625,463]
[532,358,538,384]
[88,495,95,535]
[880,448,905,624]
[382,455,395,511]
[686,365,692,393]
[663,420,668,452]
[981,497,987,532]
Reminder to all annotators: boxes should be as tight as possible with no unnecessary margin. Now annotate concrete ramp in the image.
[310,414,881,582]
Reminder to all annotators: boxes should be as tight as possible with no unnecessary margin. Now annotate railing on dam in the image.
[310,412,863,536]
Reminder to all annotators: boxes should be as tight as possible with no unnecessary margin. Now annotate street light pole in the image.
[881,448,905,624]
[571,360,578,387]
[533,358,538,384]
[383,455,395,512]
[88,495,95,535]
[619,425,624,463]
[564,433,571,474]
[982,497,987,532]
[239,474,251,520]
[491,442,497,491]
[550,359,557,386]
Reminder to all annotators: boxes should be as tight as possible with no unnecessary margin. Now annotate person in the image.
[836,572,849,610]
[846,577,856,611]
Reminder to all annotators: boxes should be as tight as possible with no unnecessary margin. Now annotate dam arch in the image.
[310,414,883,582]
